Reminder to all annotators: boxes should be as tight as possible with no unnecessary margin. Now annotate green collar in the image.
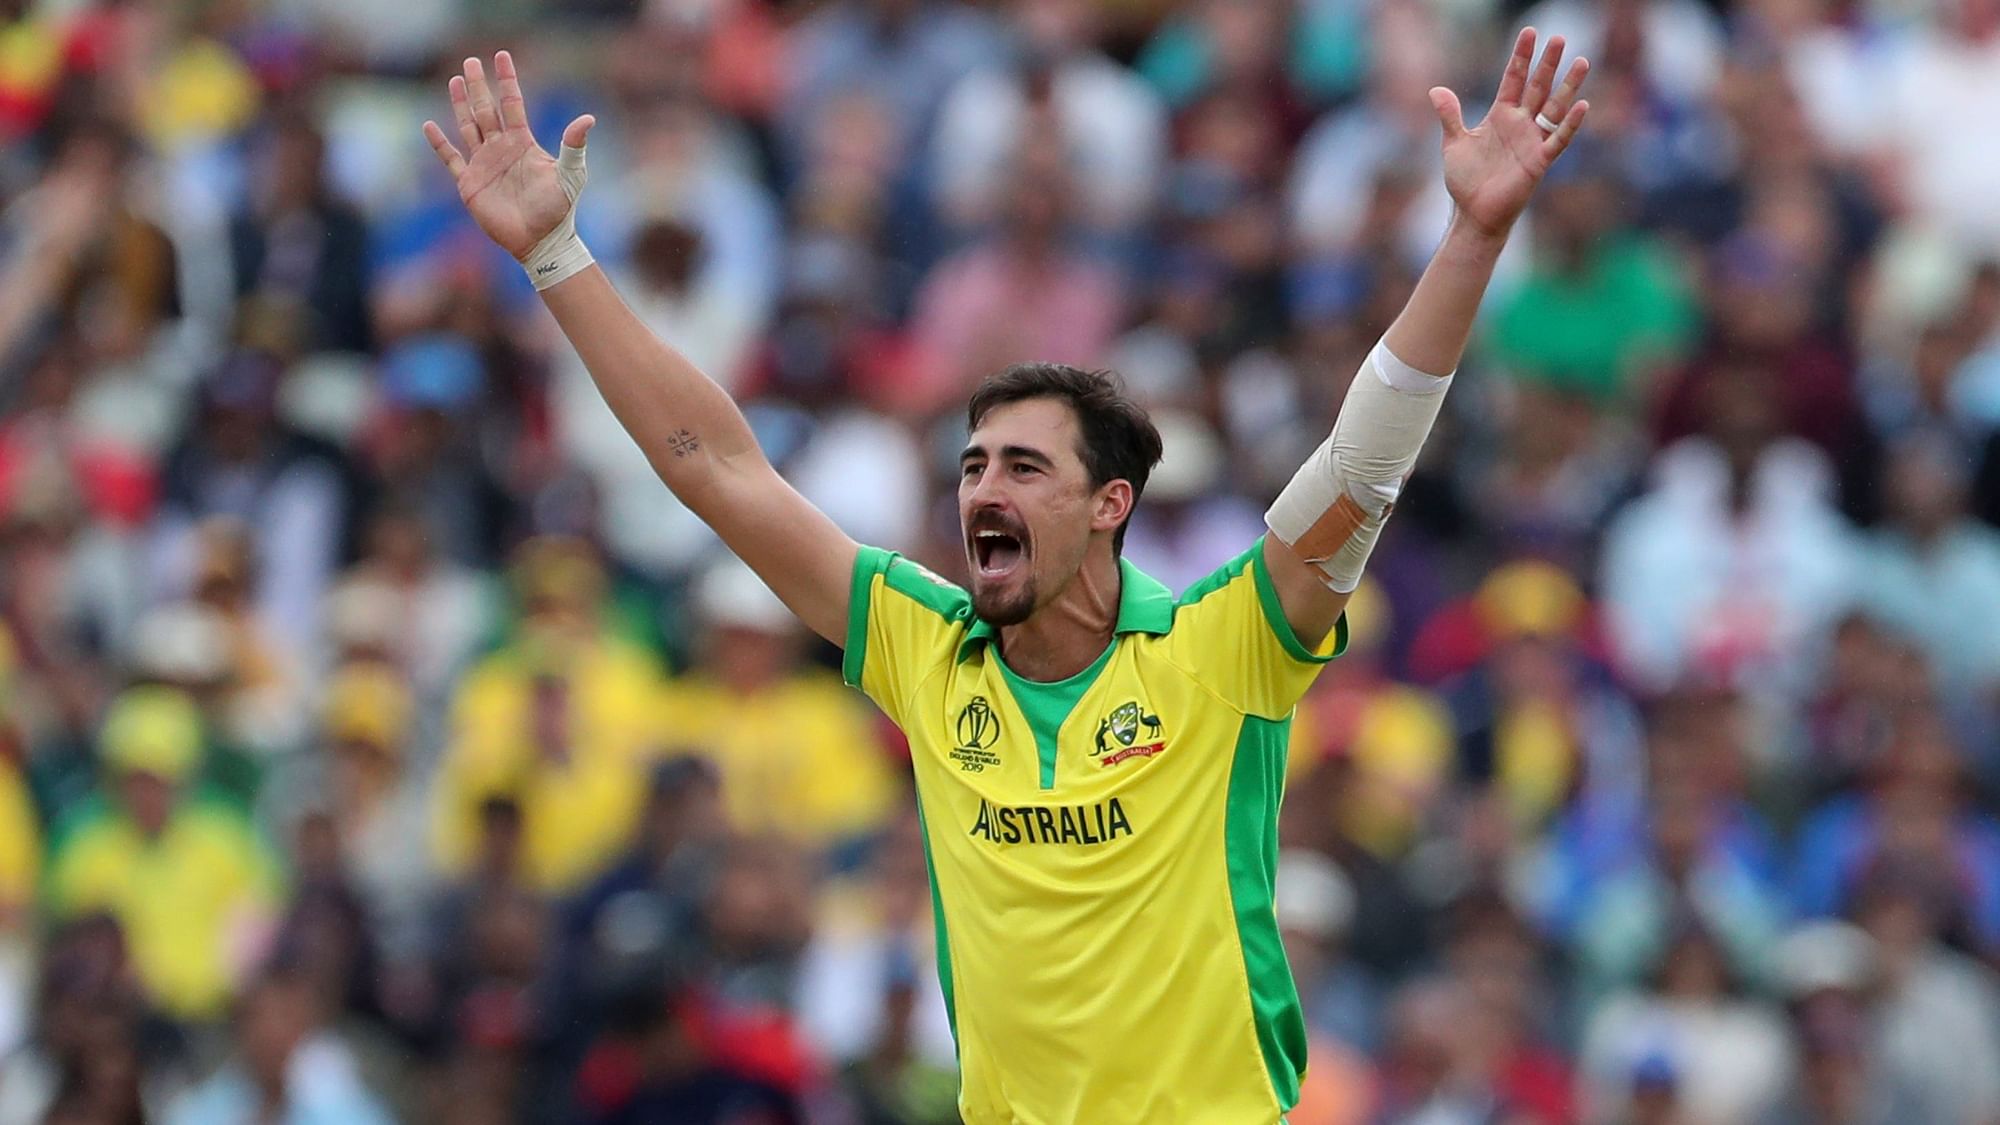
[957,557,1175,663]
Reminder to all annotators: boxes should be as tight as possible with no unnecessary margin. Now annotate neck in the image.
[996,552,1120,682]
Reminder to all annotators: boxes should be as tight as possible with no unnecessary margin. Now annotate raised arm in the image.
[1262,28,1590,646]
[423,53,857,644]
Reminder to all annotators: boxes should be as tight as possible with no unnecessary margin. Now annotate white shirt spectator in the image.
[1877,22,2000,255]
[930,55,1167,233]
[1599,438,1860,698]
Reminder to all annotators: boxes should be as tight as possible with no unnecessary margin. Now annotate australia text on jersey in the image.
[967,797,1133,846]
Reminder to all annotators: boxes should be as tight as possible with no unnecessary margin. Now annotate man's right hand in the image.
[423,52,595,263]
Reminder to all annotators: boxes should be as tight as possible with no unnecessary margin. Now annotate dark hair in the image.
[967,364,1164,553]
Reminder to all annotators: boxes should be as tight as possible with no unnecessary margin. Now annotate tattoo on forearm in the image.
[668,429,701,458]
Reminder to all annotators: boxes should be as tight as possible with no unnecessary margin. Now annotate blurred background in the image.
[0,0,1997,1121]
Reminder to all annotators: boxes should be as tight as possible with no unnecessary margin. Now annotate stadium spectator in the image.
[1791,710,2000,954]
[659,557,899,853]
[902,146,1125,413]
[1576,922,1792,1124]
[1860,429,2000,713]
[164,967,394,1125]
[432,536,663,893]
[930,0,1167,236]
[44,686,280,1023]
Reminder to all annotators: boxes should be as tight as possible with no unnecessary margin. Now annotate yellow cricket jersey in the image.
[844,542,1347,1124]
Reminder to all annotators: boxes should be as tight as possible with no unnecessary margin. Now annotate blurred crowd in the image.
[1,0,1999,1121]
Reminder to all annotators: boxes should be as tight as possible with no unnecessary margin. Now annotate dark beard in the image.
[971,579,1037,627]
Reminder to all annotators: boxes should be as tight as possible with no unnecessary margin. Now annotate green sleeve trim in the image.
[879,557,973,620]
[1251,545,1347,664]
[1224,714,1308,1113]
[1177,544,1258,609]
[842,546,895,690]
[913,800,959,1056]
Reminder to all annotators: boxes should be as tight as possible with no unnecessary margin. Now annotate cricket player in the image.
[424,28,1589,1123]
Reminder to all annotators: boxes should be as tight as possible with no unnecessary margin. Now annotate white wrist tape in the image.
[521,141,593,290]
[1265,342,1453,592]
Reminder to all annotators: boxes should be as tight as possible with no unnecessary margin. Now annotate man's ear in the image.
[1091,479,1134,535]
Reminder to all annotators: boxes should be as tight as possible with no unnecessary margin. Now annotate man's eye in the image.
[1012,463,1039,477]
[961,463,982,478]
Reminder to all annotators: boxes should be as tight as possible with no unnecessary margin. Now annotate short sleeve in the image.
[1167,543,1347,720]
[842,547,973,727]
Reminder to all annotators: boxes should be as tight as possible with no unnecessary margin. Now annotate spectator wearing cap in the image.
[433,537,665,894]
[120,598,270,810]
[359,332,511,570]
[658,558,898,854]
[151,350,353,672]
[1416,562,1641,844]
[46,686,281,1022]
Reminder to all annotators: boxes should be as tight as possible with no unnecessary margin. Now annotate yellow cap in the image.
[322,663,413,753]
[1476,561,1585,641]
[510,536,606,611]
[100,686,205,780]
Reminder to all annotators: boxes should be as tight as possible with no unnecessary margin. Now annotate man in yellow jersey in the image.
[421,29,1590,1123]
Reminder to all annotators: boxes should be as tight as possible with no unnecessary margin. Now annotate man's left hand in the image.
[1430,28,1591,239]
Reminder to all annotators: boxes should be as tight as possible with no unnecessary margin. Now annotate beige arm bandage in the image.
[1264,342,1453,593]
[521,140,594,290]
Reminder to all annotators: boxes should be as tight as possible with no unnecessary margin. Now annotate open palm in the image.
[1430,29,1591,238]
[422,52,594,261]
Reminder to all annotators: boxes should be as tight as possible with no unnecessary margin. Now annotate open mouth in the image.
[971,528,1027,578]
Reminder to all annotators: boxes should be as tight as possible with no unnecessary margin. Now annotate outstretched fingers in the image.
[463,57,503,140]
[1521,34,1566,115]
[423,120,467,177]
[494,50,531,134]
[1542,100,1589,159]
[1495,27,1536,107]
[449,75,482,152]
[1540,57,1591,128]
